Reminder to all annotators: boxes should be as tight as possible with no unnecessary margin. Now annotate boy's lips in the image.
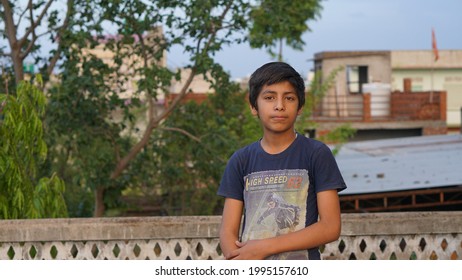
[270,115,288,121]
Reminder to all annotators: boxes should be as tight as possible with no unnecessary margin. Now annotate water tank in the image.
[362,83,391,117]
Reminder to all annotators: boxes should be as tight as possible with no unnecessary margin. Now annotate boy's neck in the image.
[260,130,298,155]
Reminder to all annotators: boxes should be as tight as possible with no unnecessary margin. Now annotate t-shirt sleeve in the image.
[217,151,245,201]
[312,143,347,193]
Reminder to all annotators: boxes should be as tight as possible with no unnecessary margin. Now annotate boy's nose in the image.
[274,100,285,111]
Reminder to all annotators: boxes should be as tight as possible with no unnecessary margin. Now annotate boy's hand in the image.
[227,240,269,260]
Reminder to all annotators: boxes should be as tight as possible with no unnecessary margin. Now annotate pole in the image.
[430,60,434,103]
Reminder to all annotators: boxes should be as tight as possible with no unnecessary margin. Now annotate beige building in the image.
[314,51,392,119]
[313,50,462,134]
[82,27,167,101]
[169,68,215,95]
[391,50,462,129]
[80,27,215,138]
[86,29,214,104]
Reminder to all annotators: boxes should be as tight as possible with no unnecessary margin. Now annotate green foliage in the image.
[2,0,338,217]
[0,78,67,219]
[296,66,355,151]
[125,70,261,215]
[40,0,252,216]
[308,66,344,111]
[0,67,16,96]
[318,125,356,155]
[43,44,128,217]
[296,66,344,133]
[249,0,322,60]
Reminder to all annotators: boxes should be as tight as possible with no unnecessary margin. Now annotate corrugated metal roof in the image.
[335,134,462,195]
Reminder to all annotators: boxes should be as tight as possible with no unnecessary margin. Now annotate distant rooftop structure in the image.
[391,50,462,69]
[335,134,462,212]
[312,49,462,133]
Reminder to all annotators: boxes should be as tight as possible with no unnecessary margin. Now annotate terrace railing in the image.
[0,212,460,260]
[311,91,446,123]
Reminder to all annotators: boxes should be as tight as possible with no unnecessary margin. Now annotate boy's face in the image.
[251,81,302,135]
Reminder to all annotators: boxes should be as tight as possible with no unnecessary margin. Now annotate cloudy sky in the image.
[168,0,462,80]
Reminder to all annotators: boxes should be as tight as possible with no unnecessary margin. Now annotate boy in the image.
[217,62,347,260]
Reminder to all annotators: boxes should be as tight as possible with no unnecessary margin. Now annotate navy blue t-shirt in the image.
[218,133,346,260]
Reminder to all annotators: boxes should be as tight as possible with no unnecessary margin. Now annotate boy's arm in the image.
[219,198,244,259]
[230,189,341,260]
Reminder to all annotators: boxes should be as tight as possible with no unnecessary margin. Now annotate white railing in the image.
[0,212,460,260]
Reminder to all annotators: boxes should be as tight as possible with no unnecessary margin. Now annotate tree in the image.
[0,0,72,85]
[248,0,322,61]
[0,76,67,219]
[123,75,261,216]
[39,0,251,216]
[1,0,337,217]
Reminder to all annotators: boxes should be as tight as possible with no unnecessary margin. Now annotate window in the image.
[347,65,368,94]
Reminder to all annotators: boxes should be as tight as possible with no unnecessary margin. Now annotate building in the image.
[165,68,215,107]
[312,50,462,140]
[85,27,167,99]
[391,50,462,131]
[81,27,215,138]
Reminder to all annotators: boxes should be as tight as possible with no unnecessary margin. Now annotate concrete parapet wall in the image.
[1,212,461,260]
[0,216,221,242]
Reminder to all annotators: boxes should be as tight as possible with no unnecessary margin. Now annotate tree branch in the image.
[1,0,23,83]
[159,126,202,143]
[20,5,38,60]
[46,0,74,78]
[110,1,235,180]
[18,0,54,47]
[1,0,19,50]
[16,0,31,28]
[110,67,196,180]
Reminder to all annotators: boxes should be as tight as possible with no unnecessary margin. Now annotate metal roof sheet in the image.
[335,134,462,195]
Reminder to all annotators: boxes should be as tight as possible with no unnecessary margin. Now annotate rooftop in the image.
[336,133,462,196]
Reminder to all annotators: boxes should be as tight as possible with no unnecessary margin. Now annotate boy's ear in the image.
[297,106,304,116]
[250,104,258,116]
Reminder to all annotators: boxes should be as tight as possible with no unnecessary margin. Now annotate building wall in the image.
[169,68,215,94]
[391,50,462,69]
[81,28,216,140]
[83,27,167,100]
[314,51,391,117]
[313,50,462,129]
[391,50,462,128]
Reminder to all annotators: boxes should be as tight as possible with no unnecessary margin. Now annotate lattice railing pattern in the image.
[323,234,461,260]
[0,239,224,260]
[1,213,461,260]
[1,234,461,260]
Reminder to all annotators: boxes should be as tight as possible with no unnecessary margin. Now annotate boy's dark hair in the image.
[248,62,305,110]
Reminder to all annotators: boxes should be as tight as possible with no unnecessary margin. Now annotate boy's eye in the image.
[263,95,274,100]
[286,96,296,101]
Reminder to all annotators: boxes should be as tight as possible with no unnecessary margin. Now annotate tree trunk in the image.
[94,187,105,217]
[11,52,24,84]
[278,39,283,62]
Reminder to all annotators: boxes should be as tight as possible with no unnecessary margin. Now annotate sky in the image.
[167,0,462,80]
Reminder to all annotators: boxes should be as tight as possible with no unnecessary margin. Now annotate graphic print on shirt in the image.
[242,169,309,260]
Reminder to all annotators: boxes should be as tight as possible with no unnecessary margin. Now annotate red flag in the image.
[432,28,439,62]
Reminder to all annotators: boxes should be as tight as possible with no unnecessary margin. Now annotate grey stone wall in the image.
[1,212,461,260]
